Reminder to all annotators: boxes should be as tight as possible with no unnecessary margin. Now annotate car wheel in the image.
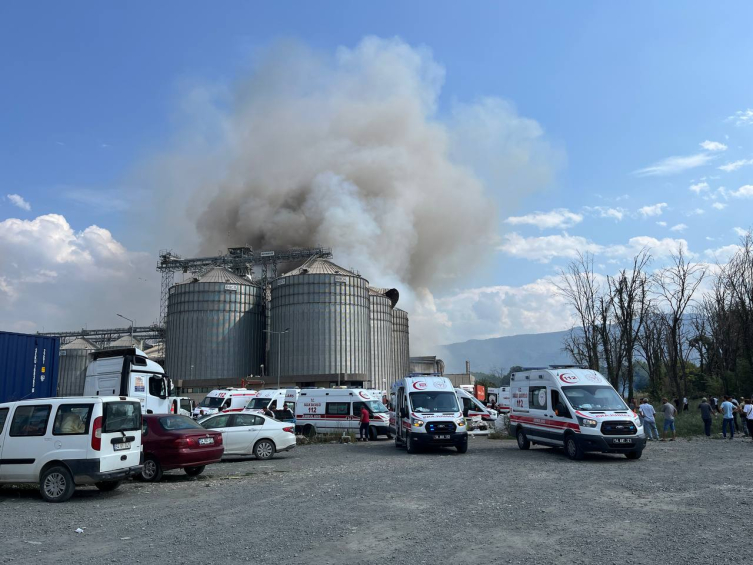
[516,428,531,450]
[564,434,584,461]
[368,426,378,441]
[406,434,417,454]
[40,466,75,503]
[95,481,121,492]
[184,465,206,477]
[139,456,163,482]
[456,442,468,454]
[625,450,642,460]
[254,439,276,460]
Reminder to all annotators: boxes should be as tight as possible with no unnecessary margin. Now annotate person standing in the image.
[698,398,714,437]
[661,398,677,441]
[359,404,370,442]
[683,397,689,412]
[731,397,741,433]
[720,395,735,440]
[640,398,660,441]
[743,399,753,441]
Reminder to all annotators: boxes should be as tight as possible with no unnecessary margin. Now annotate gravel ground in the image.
[1,435,751,564]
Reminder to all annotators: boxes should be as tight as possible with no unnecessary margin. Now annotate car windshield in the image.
[199,397,225,408]
[409,392,459,413]
[366,401,388,413]
[103,401,141,433]
[562,386,627,411]
[246,398,271,410]
[159,415,204,431]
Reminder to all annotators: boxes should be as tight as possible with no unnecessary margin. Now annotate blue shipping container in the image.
[0,331,60,403]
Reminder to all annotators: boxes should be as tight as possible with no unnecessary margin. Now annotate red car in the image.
[139,414,224,482]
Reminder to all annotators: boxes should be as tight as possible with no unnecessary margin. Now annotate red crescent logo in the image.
[413,382,428,390]
[359,391,369,399]
[559,373,578,383]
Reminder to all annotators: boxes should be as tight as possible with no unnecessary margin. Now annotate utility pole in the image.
[264,328,290,388]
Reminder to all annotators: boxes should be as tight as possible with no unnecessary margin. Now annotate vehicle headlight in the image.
[456,418,466,427]
[412,419,424,427]
[577,417,598,428]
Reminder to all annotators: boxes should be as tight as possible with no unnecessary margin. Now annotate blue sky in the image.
[1,2,752,347]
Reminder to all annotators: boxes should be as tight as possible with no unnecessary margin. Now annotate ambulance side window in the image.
[326,403,349,416]
[552,390,572,419]
[529,386,547,410]
[462,397,473,415]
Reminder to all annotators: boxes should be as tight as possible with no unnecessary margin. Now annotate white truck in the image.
[391,374,468,454]
[84,348,173,415]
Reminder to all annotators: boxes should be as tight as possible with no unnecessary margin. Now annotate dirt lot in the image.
[1,435,750,564]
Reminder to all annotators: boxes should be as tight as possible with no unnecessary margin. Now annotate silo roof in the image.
[61,337,99,350]
[174,267,255,287]
[368,286,399,307]
[282,257,361,278]
[110,335,142,347]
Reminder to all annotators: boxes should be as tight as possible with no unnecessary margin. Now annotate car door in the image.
[199,414,232,451]
[525,385,556,446]
[0,406,10,479]
[226,414,263,454]
[0,403,53,481]
[548,388,575,446]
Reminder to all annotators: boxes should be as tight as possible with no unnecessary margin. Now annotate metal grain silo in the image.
[392,308,410,381]
[165,268,265,381]
[57,337,99,396]
[270,258,370,384]
[369,287,399,391]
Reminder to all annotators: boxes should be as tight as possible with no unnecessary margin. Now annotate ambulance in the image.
[487,386,511,413]
[294,389,390,440]
[455,387,497,430]
[391,374,468,454]
[508,367,645,460]
[191,388,258,419]
[245,389,299,416]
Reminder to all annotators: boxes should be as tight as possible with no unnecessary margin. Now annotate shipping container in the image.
[0,331,60,403]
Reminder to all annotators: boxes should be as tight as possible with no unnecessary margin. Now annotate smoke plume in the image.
[146,36,560,294]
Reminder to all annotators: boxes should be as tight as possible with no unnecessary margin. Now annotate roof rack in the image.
[518,367,548,371]
[548,364,588,370]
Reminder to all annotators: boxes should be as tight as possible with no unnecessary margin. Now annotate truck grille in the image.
[601,420,637,436]
[426,421,456,434]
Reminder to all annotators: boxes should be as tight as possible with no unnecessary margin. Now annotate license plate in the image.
[113,442,131,451]
[612,438,633,444]
[199,438,214,445]
[435,434,450,440]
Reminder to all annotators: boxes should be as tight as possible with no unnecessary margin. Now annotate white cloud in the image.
[0,213,157,332]
[727,109,753,127]
[498,232,692,263]
[700,140,727,152]
[712,202,727,210]
[689,182,709,194]
[6,194,31,211]
[670,223,688,232]
[704,244,741,262]
[656,221,667,227]
[634,153,714,176]
[734,227,749,237]
[504,208,583,230]
[638,202,668,217]
[584,206,626,221]
[718,158,753,172]
[730,185,753,198]
[687,208,705,216]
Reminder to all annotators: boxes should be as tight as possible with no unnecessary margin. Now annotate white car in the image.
[198,412,295,460]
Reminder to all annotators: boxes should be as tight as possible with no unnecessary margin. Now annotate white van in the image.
[392,375,468,453]
[509,367,645,460]
[192,388,258,419]
[455,387,497,429]
[0,396,143,502]
[295,389,390,440]
[84,348,172,415]
[245,388,299,414]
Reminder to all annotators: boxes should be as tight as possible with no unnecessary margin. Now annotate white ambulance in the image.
[487,386,511,413]
[508,367,645,460]
[455,387,497,430]
[294,389,390,440]
[392,375,468,454]
[192,388,258,419]
[245,389,299,420]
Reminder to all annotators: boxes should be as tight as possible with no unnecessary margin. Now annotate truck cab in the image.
[83,348,172,415]
[392,374,468,454]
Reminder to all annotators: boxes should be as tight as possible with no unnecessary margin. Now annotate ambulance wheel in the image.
[369,426,378,441]
[516,428,530,450]
[564,434,584,461]
[406,434,418,454]
[625,450,642,460]
[302,424,316,438]
[456,442,468,454]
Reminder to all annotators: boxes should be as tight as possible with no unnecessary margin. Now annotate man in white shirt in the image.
[640,398,660,441]
[683,397,689,412]
[743,399,753,440]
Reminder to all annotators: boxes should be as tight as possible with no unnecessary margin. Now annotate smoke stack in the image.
[465,360,470,375]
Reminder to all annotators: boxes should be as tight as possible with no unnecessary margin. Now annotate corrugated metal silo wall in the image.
[369,294,393,391]
[57,349,93,396]
[391,308,410,381]
[165,281,265,380]
[270,273,370,381]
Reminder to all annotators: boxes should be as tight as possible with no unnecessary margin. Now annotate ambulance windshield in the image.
[562,386,627,411]
[409,391,459,413]
[366,401,388,413]
[198,397,225,409]
[246,398,272,410]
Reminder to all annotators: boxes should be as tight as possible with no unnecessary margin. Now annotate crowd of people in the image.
[630,395,753,440]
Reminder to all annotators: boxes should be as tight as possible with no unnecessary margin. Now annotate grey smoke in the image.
[149,36,561,294]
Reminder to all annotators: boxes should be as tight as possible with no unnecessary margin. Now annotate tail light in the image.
[91,416,102,451]
[215,434,223,446]
[174,437,199,448]
[283,426,295,434]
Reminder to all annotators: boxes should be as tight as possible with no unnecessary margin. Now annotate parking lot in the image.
[1,436,750,564]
